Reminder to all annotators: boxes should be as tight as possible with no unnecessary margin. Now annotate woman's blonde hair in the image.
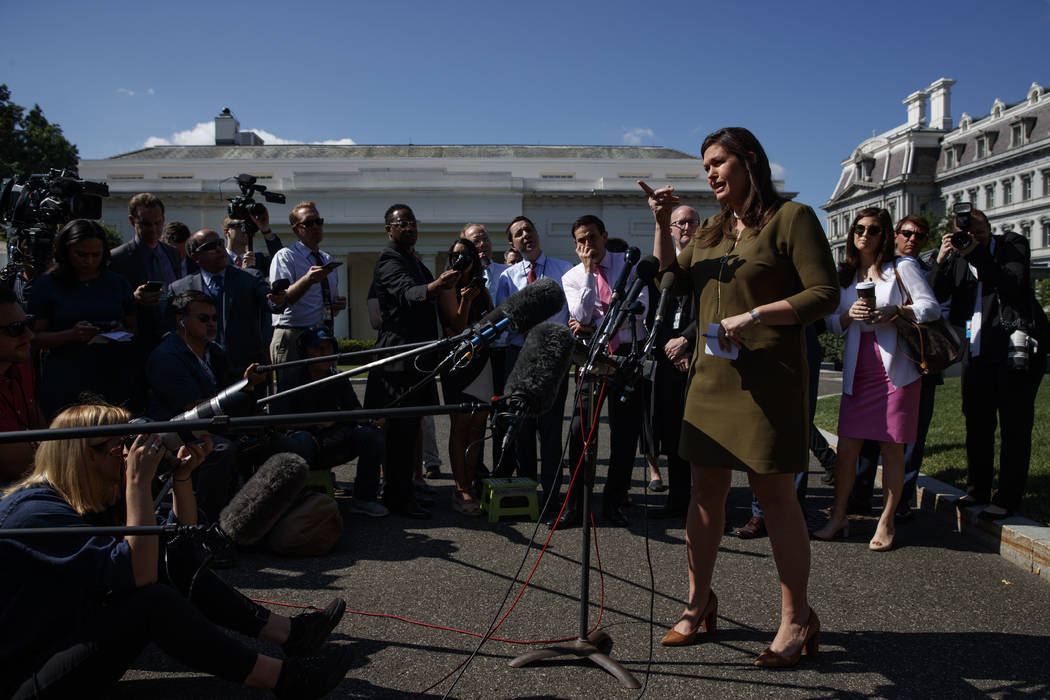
[5,404,130,515]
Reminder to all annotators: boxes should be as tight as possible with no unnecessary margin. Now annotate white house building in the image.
[823,79,1050,277]
[78,110,734,339]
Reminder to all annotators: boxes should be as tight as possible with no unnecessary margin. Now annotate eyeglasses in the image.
[194,239,223,253]
[0,316,34,337]
[195,314,220,323]
[852,224,883,237]
[671,219,699,229]
[897,229,928,241]
[388,219,418,229]
[297,218,324,228]
[89,436,132,456]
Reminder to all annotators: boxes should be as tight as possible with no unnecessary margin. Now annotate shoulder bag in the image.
[891,260,962,375]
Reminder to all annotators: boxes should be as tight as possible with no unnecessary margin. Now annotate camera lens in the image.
[951,231,973,249]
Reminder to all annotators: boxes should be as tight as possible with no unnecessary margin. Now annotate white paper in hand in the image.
[703,322,739,360]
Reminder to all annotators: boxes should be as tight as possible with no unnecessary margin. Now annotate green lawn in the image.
[815,375,1050,526]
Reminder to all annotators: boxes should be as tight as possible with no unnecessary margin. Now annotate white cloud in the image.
[146,88,155,96]
[770,162,787,180]
[142,122,356,148]
[116,88,135,96]
[622,127,655,146]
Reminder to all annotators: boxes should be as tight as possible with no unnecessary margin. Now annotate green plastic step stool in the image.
[306,469,335,499]
[480,477,540,523]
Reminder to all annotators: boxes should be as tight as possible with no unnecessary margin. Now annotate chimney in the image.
[928,78,956,130]
[903,90,928,128]
[214,108,239,145]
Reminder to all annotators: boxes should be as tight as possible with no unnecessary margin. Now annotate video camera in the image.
[225,173,286,236]
[0,169,109,281]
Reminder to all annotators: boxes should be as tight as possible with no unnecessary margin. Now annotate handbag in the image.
[891,261,962,375]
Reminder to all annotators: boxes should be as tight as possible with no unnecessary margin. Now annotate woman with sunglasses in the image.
[813,208,939,550]
[0,404,353,698]
[26,219,137,419]
[438,237,493,516]
[643,127,839,667]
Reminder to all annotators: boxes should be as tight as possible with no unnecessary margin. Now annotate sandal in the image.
[453,491,483,516]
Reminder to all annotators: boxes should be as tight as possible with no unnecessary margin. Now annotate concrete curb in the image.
[818,428,1050,584]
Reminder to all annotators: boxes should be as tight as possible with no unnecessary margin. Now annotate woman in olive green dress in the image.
[641,127,838,667]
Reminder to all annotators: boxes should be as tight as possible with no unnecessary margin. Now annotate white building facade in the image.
[79,112,729,339]
[823,79,1050,277]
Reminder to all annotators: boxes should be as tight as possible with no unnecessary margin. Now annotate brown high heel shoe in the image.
[754,609,820,667]
[660,590,718,646]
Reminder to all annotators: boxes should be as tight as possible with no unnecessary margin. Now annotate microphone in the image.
[217,452,309,546]
[495,322,575,456]
[448,277,565,359]
[651,271,677,329]
[608,246,640,308]
[598,255,659,351]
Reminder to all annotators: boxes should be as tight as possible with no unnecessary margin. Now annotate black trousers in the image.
[962,356,1045,510]
[13,542,269,699]
[567,366,645,515]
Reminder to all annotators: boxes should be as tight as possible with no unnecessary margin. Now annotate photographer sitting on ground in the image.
[0,403,352,699]
[278,326,388,518]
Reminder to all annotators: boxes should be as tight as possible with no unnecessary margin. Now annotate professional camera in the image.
[225,174,286,236]
[951,202,973,250]
[0,169,109,281]
[1007,329,1039,372]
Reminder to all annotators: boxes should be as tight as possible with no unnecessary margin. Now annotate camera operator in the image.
[0,287,43,485]
[930,207,1050,520]
[223,206,284,274]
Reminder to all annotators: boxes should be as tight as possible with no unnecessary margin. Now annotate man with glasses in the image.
[648,206,699,519]
[850,216,940,521]
[493,216,573,517]
[931,208,1049,521]
[269,202,347,388]
[223,207,284,274]
[365,204,459,518]
[0,287,43,484]
[169,229,287,377]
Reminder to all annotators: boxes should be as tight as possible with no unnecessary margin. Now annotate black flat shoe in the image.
[977,506,1012,521]
[955,494,988,509]
[556,507,583,529]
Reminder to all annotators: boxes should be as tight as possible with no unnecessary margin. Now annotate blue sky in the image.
[3,0,1048,216]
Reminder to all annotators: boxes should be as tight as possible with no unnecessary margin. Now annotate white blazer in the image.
[827,257,940,395]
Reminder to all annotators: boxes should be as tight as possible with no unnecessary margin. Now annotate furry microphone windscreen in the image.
[503,322,575,415]
[634,255,660,285]
[218,452,309,545]
[495,277,566,335]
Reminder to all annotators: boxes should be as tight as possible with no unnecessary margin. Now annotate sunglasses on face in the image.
[852,224,883,237]
[297,218,324,228]
[0,315,35,337]
[195,239,223,253]
[388,219,418,229]
[897,229,928,241]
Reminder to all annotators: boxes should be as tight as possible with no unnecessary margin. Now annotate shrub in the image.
[817,331,844,370]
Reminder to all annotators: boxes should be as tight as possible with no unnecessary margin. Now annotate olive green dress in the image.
[672,201,839,474]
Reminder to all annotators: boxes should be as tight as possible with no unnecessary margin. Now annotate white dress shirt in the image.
[269,241,338,328]
[494,252,573,348]
[562,250,649,346]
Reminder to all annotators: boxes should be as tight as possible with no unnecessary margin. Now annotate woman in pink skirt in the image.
[813,208,939,551]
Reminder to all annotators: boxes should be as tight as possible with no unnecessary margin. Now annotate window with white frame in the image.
[1022,175,1032,201]
[985,183,996,209]
[1042,221,1050,248]
[1011,123,1024,147]
[1003,178,1013,205]
[1043,170,1050,197]
[975,137,986,159]
[968,188,979,203]
[1020,220,1032,241]
[944,148,956,169]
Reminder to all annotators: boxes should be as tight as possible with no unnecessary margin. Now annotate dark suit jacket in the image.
[146,332,237,420]
[364,243,439,407]
[109,238,182,350]
[929,231,1046,364]
[650,290,697,452]
[168,265,283,374]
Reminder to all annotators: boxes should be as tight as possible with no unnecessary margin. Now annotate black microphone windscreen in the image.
[504,322,575,415]
[634,255,660,285]
[499,277,566,334]
[625,246,641,264]
[218,452,309,545]
[659,270,676,291]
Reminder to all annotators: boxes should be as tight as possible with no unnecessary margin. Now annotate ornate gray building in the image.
[823,79,1050,277]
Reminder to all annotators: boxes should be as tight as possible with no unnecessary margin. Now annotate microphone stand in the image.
[508,310,641,689]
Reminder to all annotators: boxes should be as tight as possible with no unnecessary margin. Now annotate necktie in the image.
[527,262,536,284]
[311,251,334,328]
[596,264,619,352]
[151,249,174,285]
[211,274,225,343]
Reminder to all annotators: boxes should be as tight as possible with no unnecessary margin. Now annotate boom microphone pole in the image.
[254,340,436,372]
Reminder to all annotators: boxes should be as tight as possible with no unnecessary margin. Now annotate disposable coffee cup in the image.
[856,281,876,302]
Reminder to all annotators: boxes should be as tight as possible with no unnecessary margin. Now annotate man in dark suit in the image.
[364,203,458,519]
[163,221,198,278]
[169,228,286,376]
[109,192,183,411]
[930,208,1049,520]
